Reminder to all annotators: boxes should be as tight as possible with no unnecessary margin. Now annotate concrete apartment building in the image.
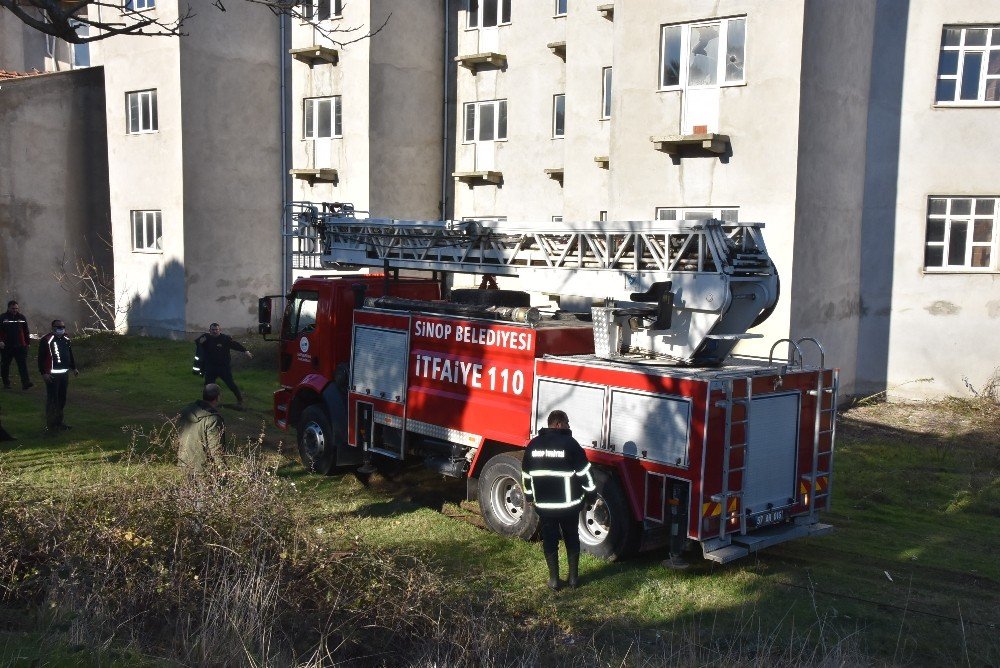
[289,0,999,400]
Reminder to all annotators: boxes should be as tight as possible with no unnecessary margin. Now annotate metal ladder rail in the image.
[798,337,834,517]
[714,377,751,540]
[820,372,839,512]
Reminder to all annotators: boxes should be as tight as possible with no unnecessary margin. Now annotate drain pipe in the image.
[440,0,450,221]
[279,12,291,302]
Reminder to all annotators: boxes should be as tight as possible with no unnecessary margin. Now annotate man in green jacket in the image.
[177,383,226,473]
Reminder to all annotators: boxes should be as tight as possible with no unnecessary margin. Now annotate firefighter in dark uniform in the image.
[38,319,78,432]
[1,300,33,390]
[521,410,597,590]
[194,323,252,410]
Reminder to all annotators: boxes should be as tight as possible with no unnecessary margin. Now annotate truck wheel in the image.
[450,289,531,308]
[579,468,639,561]
[297,405,337,475]
[478,453,540,540]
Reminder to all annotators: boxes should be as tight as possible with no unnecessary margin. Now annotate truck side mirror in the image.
[258,297,273,335]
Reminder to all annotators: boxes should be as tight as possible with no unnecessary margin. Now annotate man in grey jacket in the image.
[177,384,226,473]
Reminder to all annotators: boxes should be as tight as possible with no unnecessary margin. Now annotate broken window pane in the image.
[661,25,682,87]
[948,221,967,264]
[725,18,745,82]
[688,23,720,86]
[926,219,945,242]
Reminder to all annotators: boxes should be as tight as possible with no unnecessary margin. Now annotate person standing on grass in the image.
[0,404,15,441]
[37,319,78,432]
[1,300,34,390]
[194,323,252,411]
[521,410,596,591]
[177,383,227,474]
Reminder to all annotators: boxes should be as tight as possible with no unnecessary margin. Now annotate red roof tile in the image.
[0,69,43,80]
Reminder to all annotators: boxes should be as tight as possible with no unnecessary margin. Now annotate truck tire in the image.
[478,452,540,540]
[579,468,639,561]
[297,405,337,475]
[450,289,531,308]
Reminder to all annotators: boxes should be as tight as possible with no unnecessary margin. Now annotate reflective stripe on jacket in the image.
[521,427,596,515]
[37,333,75,375]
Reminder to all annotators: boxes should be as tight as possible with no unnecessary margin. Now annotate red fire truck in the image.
[259,203,836,563]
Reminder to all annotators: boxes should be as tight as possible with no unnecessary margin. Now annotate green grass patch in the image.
[2,334,998,665]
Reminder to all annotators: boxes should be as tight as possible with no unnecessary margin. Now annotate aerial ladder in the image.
[284,201,781,366]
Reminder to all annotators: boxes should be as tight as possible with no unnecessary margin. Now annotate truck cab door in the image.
[279,289,321,387]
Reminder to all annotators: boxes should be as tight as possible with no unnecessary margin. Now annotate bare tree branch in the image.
[54,246,135,333]
[1,0,389,46]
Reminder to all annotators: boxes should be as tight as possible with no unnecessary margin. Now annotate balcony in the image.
[547,41,566,60]
[650,133,731,157]
[454,52,507,72]
[544,168,564,185]
[594,155,610,169]
[453,170,503,187]
[289,45,339,67]
[290,168,338,186]
[597,3,614,20]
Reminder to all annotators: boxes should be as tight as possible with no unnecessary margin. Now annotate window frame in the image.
[70,20,90,68]
[303,95,343,139]
[463,99,508,143]
[552,93,565,138]
[601,66,612,119]
[655,206,740,223]
[124,0,155,11]
[554,0,567,18]
[130,210,163,253]
[934,25,1000,106]
[923,196,998,272]
[659,16,747,91]
[125,89,158,134]
[465,0,512,29]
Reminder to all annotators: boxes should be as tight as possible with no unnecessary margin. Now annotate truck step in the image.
[702,543,749,564]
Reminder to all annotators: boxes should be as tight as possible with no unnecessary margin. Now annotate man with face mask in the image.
[38,319,78,432]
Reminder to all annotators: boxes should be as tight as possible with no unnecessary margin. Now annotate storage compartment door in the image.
[351,326,408,402]
[744,393,800,513]
[608,390,690,467]
[534,379,606,450]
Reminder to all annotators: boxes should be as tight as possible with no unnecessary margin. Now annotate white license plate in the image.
[750,509,785,528]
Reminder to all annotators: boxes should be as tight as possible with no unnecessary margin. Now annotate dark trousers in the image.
[1,347,30,387]
[204,366,243,403]
[540,512,581,556]
[45,374,69,428]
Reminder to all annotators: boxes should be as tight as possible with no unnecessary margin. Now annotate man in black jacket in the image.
[521,410,597,591]
[38,319,78,432]
[0,300,33,390]
[195,323,252,410]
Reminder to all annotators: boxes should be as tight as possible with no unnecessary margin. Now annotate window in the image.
[304,96,342,138]
[552,94,565,138]
[601,67,612,119]
[466,0,511,28]
[71,21,90,68]
[555,0,566,17]
[463,100,507,142]
[125,0,154,10]
[924,197,997,270]
[131,210,162,252]
[552,215,563,222]
[656,207,739,222]
[599,211,607,222]
[282,291,319,339]
[301,0,341,20]
[935,25,1000,104]
[660,17,746,89]
[126,89,158,134]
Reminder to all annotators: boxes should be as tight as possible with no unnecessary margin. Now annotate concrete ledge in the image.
[546,41,566,59]
[289,46,339,67]
[453,170,502,186]
[594,155,610,168]
[597,3,614,19]
[544,167,564,185]
[454,52,507,71]
[651,132,730,156]
[290,168,338,185]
